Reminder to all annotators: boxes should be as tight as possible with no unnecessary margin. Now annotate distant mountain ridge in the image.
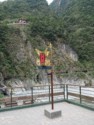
[0,0,49,19]
[50,0,70,12]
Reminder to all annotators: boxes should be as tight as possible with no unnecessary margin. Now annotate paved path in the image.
[0,102,94,125]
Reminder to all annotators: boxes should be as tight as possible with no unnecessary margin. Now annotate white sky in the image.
[46,0,53,4]
[0,0,54,4]
[0,0,6,1]
[0,0,5,1]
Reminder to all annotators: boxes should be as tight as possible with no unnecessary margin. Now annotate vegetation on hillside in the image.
[0,0,94,80]
[0,0,49,20]
[51,0,94,63]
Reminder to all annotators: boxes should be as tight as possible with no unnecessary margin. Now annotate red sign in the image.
[40,53,45,64]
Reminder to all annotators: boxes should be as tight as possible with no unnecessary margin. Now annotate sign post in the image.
[49,43,54,110]
[35,43,62,119]
[35,43,54,110]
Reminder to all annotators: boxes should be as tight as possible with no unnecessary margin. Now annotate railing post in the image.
[66,85,68,100]
[31,87,33,104]
[80,86,82,104]
[51,71,54,110]
[63,84,65,100]
[49,85,50,102]
[11,87,12,107]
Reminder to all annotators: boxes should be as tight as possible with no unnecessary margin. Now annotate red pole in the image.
[51,71,54,110]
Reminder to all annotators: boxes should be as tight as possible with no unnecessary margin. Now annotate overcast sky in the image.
[0,0,53,4]
[47,0,53,4]
[0,0,5,1]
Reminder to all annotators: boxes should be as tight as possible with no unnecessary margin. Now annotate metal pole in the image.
[49,85,50,102]
[31,87,33,104]
[66,85,68,100]
[11,88,12,107]
[64,84,65,100]
[80,86,82,104]
[51,71,54,110]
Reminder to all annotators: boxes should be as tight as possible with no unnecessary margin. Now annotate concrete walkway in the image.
[0,102,94,125]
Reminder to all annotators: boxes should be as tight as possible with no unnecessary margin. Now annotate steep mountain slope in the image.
[51,0,94,63]
[50,0,70,12]
[0,23,80,80]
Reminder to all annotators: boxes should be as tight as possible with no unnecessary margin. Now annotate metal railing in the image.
[0,84,94,111]
[0,84,64,109]
[66,84,94,109]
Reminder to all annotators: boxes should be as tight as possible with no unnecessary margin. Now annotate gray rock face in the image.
[0,86,9,95]
[0,73,9,95]
[61,44,78,61]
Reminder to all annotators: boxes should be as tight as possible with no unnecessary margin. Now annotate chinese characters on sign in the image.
[40,53,45,64]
